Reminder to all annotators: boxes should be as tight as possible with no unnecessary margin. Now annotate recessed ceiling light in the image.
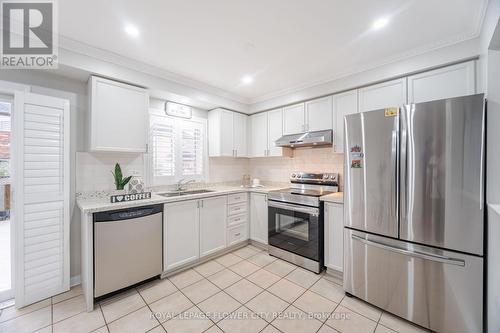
[124,24,140,38]
[241,75,254,84]
[372,17,389,30]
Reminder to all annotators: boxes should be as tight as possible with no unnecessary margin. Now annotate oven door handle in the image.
[268,201,320,216]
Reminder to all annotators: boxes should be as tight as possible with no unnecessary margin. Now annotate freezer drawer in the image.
[344,229,483,333]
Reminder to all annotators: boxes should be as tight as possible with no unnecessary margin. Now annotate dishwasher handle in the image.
[94,204,163,222]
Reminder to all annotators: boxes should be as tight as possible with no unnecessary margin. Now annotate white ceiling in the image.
[59,0,486,103]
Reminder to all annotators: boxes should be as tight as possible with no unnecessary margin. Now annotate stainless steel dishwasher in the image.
[94,204,163,298]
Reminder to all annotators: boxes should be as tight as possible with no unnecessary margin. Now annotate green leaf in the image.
[114,163,123,182]
[121,175,133,187]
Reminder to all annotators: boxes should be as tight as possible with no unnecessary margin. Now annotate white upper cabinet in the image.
[88,76,148,152]
[249,108,286,157]
[283,103,305,134]
[208,108,248,157]
[408,61,476,104]
[233,112,248,157]
[358,78,407,112]
[267,108,284,156]
[219,109,234,156]
[332,90,358,153]
[305,96,333,132]
[250,112,268,157]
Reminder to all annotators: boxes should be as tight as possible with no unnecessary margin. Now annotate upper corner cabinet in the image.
[358,78,407,112]
[88,76,149,152]
[208,108,248,158]
[407,61,476,104]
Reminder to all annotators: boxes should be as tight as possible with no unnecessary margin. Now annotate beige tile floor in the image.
[0,245,431,333]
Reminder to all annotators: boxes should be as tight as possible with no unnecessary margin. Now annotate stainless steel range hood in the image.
[275,129,333,148]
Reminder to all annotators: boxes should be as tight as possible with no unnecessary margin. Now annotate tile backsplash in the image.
[76,147,345,193]
[76,152,145,193]
[249,147,344,191]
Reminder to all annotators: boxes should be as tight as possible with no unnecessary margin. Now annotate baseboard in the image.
[70,275,81,287]
[249,239,268,250]
[325,267,343,280]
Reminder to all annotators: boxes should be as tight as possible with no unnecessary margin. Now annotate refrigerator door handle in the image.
[391,128,398,221]
[479,101,485,210]
[351,234,465,266]
[400,105,409,230]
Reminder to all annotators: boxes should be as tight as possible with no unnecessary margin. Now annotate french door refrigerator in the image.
[343,94,485,333]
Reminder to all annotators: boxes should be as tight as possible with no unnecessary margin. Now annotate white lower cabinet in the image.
[200,196,227,257]
[227,223,248,246]
[163,200,200,271]
[164,195,227,271]
[324,202,344,272]
[250,193,268,244]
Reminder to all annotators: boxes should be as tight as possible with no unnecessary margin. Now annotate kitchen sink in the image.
[158,189,214,197]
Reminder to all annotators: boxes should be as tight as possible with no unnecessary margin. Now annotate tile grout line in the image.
[135,285,164,332]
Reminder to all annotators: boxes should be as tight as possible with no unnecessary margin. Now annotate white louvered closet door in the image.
[13,91,70,307]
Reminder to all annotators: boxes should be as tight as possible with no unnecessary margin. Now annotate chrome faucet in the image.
[175,179,196,192]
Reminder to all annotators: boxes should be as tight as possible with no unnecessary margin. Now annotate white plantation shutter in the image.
[150,114,176,184]
[181,120,204,178]
[149,110,206,184]
[13,92,70,307]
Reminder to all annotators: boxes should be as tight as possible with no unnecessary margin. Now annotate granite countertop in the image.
[320,192,344,204]
[77,185,286,214]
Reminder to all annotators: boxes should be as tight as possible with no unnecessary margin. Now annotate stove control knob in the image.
[291,174,296,178]
[297,174,302,178]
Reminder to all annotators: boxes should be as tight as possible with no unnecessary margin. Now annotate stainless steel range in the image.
[267,172,338,273]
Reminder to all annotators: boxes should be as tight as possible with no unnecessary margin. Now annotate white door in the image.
[220,110,234,157]
[250,113,268,157]
[305,96,332,132]
[358,78,407,112]
[283,103,305,134]
[267,108,284,157]
[199,196,227,257]
[13,92,70,307]
[332,90,358,153]
[324,203,344,272]
[408,61,476,103]
[233,113,247,157]
[250,193,268,244]
[164,200,199,271]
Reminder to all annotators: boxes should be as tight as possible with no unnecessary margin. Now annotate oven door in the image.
[268,200,322,261]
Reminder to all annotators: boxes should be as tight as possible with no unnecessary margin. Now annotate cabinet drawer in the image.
[228,202,247,216]
[227,224,248,246]
[227,214,247,227]
[228,193,247,205]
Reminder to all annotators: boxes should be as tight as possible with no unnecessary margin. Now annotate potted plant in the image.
[112,163,132,193]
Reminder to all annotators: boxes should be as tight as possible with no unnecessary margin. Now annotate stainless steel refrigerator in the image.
[343,94,485,333]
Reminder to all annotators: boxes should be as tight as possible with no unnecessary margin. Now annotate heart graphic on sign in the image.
[115,195,124,202]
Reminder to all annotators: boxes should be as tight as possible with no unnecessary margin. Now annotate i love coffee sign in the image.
[110,192,151,203]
